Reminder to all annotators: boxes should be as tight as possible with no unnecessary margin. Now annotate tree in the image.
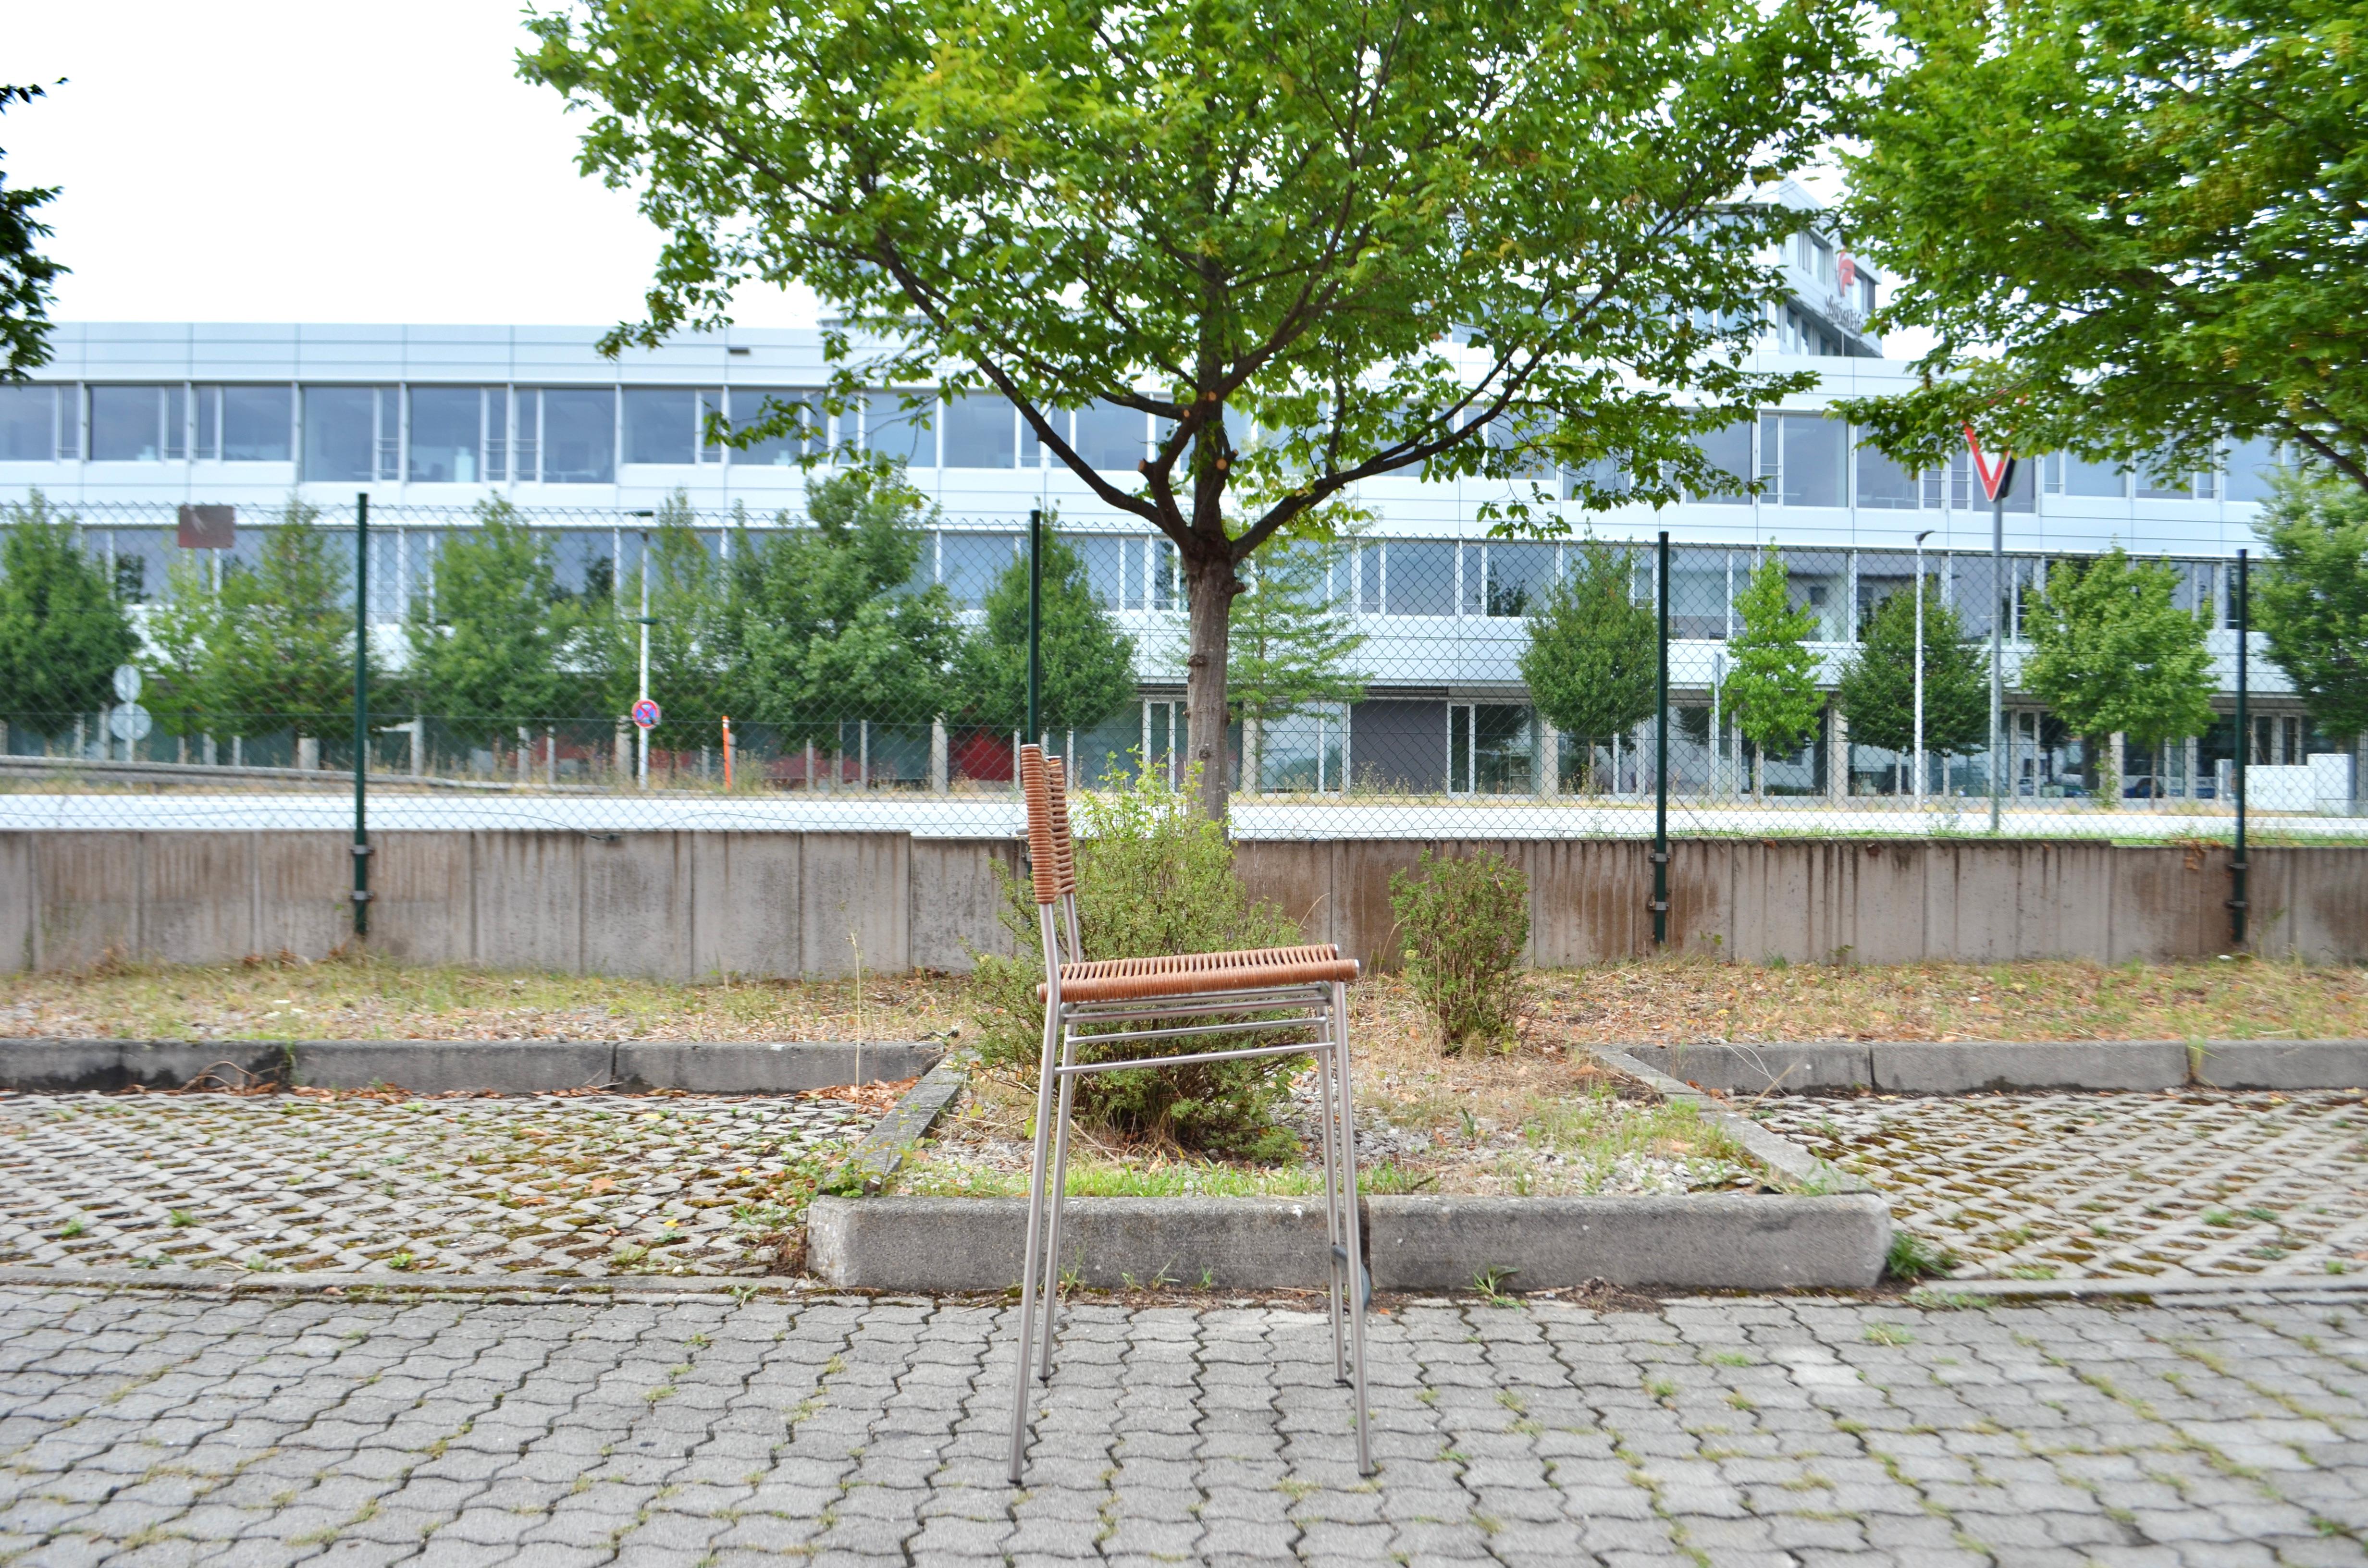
[1834,580,1987,789]
[0,493,133,737]
[1518,541,1655,791]
[141,552,227,748]
[1834,0,2368,491]
[207,501,356,747]
[523,0,1866,820]
[2019,547,2216,796]
[738,462,963,751]
[952,531,1136,738]
[405,499,583,747]
[590,491,739,753]
[0,83,64,377]
[2255,469,2368,740]
[1719,551,1823,797]
[1225,541,1366,793]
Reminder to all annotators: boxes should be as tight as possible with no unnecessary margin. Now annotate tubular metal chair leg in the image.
[1037,1028,1079,1379]
[1332,980,1373,1477]
[1315,1017,1348,1385]
[1008,939,1065,1484]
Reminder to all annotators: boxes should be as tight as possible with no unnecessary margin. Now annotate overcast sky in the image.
[8,1,816,329]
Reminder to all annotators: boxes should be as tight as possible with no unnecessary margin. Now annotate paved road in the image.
[4,1285,2368,1567]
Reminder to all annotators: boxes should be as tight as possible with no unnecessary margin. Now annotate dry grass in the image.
[0,952,967,1044]
[1528,955,2368,1044]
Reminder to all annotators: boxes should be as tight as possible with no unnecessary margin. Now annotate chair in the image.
[1006,744,1372,1482]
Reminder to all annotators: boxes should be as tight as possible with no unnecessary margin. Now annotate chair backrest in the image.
[1017,744,1078,908]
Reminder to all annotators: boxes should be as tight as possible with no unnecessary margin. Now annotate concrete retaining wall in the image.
[6,830,2361,979]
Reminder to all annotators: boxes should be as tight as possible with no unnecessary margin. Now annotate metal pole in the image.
[1913,530,1931,805]
[351,492,370,939]
[2232,549,2249,947]
[1653,531,1670,946]
[637,527,651,788]
[1990,492,2005,833]
[1027,506,1043,748]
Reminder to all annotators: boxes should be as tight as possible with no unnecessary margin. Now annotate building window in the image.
[1384,541,1457,616]
[1073,400,1146,471]
[2044,452,2127,498]
[1448,703,1536,795]
[863,391,933,466]
[1687,419,1753,503]
[1062,534,1127,609]
[303,386,395,482]
[87,385,186,462]
[1468,542,1554,617]
[1761,413,1846,507]
[939,533,1018,606]
[0,383,59,460]
[730,389,823,465]
[1853,439,1918,509]
[622,387,713,466]
[535,388,616,484]
[943,391,1018,468]
[2224,437,2284,503]
[408,387,505,483]
[219,386,293,462]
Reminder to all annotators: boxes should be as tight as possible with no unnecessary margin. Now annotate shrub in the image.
[968,758,1308,1158]
[1390,848,1529,1052]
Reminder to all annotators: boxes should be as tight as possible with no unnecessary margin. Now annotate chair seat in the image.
[1039,943,1360,1003]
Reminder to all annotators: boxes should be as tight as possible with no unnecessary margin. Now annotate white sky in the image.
[7,1,816,329]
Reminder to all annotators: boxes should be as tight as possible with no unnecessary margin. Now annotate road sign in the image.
[175,504,235,549]
[111,664,142,703]
[1964,426,2017,502]
[631,698,662,730]
[108,704,152,742]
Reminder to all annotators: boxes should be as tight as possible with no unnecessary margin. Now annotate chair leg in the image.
[1314,1015,1348,1386]
[1037,1023,1079,1379]
[1332,980,1374,1477]
[1008,964,1064,1484]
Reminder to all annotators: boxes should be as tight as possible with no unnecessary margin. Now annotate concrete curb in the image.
[1616,1039,2368,1096]
[1593,1048,1872,1196]
[849,1055,971,1192]
[0,1265,799,1298]
[0,1038,940,1095]
[1914,1273,2368,1303]
[803,1191,1891,1292]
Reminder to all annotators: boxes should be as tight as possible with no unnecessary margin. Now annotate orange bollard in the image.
[722,716,734,791]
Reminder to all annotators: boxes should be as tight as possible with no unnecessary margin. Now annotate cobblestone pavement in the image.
[5,1285,2368,1565]
[0,1094,877,1279]
[1759,1090,2368,1282]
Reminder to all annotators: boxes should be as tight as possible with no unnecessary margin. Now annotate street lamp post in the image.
[1913,529,1932,805]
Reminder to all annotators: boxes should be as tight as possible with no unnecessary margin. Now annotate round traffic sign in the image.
[108,703,153,741]
[112,664,142,703]
[631,698,662,730]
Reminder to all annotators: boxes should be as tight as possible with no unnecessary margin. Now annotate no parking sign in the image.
[632,698,662,729]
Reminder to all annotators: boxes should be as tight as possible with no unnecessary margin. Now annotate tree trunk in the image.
[1181,550,1240,823]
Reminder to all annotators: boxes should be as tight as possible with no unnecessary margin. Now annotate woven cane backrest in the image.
[1019,744,1081,907]
[1044,755,1078,897]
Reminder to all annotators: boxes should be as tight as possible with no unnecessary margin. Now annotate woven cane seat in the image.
[1038,943,1360,1003]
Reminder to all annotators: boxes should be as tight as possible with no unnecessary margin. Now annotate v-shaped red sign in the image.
[1963,425,2016,502]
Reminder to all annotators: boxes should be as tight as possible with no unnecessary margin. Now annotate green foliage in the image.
[405,499,584,745]
[951,528,1135,734]
[0,84,63,376]
[2256,470,2368,738]
[1719,552,1825,793]
[2020,548,2216,761]
[202,501,355,740]
[968,758,1308,1157]
[738,462,962,746]
[1834,580,1987,760]
[1885,1230,1958,1282]
[1388,849,1530,1054]
[0,493,134,731]
[1836,0,2368,490]
[1227,541,1367,787]
[524,0,1865,815]
[1518,541,1655,789]
[590,491,739,748]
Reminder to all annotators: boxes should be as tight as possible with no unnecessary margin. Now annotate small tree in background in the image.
[1719,551,1824,796]
[738,462,962,757]
[953,529,1136,739]
[208,500,356,751]
[0,493,134,740]
[1389,849,1531,1053]
[1519,540,1655,792]
[1835,581,1987,792]
[141,551,226,753]
[2020,547,2215,798]
[2255,470,2368,743]
[1225,542,1365,793]
[406,499,584,752]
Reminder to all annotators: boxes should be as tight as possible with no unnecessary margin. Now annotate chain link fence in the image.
[1,484,2359,841]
